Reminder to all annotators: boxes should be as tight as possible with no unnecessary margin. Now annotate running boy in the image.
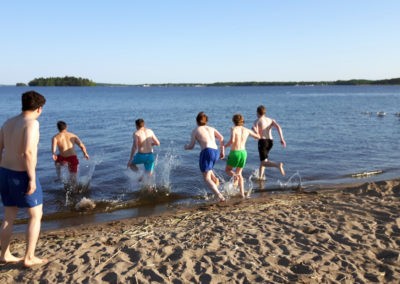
[127,119,160,178]
[52,121,90,184]
[225,114,260,198]
[184,112,225,202]
[252,105,286,180]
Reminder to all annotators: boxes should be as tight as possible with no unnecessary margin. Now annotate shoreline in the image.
[1,179,399,283]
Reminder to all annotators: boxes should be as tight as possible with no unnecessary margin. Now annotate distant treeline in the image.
[15,77,400,87]
[28,76,96,86]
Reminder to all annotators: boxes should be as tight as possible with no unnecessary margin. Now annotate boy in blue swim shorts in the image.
[225,114,260,198]
[185,112,226,202]
[0,90,47,267]
[127,119,160,180]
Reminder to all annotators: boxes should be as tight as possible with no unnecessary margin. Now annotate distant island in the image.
[12,76,400,87]
[27,76,96,86]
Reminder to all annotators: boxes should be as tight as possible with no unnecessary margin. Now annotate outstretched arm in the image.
[184,130,196,150]
[248,128,260,140]
[272,120,286,147]
[224,128,233,148]
[152,132,160,147]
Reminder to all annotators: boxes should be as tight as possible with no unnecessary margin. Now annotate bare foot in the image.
[0,255,23,263]
[24,256,48,268]
[279,163,286,176]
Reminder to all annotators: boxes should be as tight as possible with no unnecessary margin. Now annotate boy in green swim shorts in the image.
[225,114,260,198]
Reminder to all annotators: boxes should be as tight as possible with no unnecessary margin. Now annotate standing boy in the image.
[184,112,225,202]
[0,90,47,267]
[127,119,160,178]
[225,114,260,198]
[52,121,89,185]
[252,105,286,180]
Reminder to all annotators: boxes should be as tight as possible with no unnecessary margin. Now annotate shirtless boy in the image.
[52,121,89,184]
[184,112,225,202]
[225,114,260,198]
[252,105,286,180]
[127,119,160,177]
[0,90,47,267]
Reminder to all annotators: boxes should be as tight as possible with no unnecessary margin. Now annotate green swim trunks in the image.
[227,150,247,168]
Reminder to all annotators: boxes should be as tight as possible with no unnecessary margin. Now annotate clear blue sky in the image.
[1,1,399,84]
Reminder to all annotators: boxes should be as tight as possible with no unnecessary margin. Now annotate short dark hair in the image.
[196,112,208,126]
[257,105,266,116]
[135,119,145,128]
[21,90,46,111]
[57,121,67,131]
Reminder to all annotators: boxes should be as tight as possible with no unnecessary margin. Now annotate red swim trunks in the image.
[56,155,79,173]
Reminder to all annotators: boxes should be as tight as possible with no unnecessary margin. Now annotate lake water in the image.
[0,85,399,231]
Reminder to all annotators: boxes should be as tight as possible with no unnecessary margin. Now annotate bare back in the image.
[0,114,39,171]
[193,126,218,150]
[52,131,80,157]
[135,128,159,153]
[254,116,274,139]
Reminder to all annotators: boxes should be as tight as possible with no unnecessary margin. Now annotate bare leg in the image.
[203,171,225,201]
[262,160,286,176]
[0,207,22,263]
[235,168,245,198]
[210,171,220,187]
[129,163,139,172]
[258,163,265,180]
[24,204,47,267]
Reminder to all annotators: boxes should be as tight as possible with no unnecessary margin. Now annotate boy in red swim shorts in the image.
[52,121,89,185]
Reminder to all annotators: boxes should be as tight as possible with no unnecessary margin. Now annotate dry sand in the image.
[1,179,399,283]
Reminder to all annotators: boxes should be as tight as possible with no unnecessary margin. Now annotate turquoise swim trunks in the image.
[227,150,247,168]
[132,152,155,172]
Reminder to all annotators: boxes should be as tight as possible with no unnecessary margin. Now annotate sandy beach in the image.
[1,179,399,283]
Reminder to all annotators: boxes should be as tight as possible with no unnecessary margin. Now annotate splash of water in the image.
[278,171,302,191]
[219,170,254,199]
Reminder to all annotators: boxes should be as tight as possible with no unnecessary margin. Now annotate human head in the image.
[232,114,244,126]
[57,121,67,132]
[21,90,46,111]
[196,112,208,126]
[257,105,266,117]
[135,118,145,129]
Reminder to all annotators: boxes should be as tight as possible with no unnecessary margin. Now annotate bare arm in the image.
[224,128,233,148]
[24,120,39,195]
[75,136,89,159]
[152,132,160,147]
[272,120,286,147]
[127,134,138,167]
[51,136,58,161]
[248,128,260,140]
[214,128,225,159]
[184,129,196,150]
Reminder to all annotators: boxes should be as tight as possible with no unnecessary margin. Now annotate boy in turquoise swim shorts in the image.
[225,114,260,198]
[127,119,160,180]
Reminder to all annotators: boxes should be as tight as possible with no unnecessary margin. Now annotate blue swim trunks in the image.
[0,167,43,208]
[132,152,155,172]
[199,148,219,173]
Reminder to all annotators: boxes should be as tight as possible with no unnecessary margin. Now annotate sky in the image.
[1,1,399,85]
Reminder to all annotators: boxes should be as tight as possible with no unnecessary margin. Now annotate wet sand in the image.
[1,179,399,283]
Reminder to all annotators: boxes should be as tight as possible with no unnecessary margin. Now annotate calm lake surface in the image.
[1,85,399,231]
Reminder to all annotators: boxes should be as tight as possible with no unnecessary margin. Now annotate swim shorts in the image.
[132,152,155,172]
[56,155,79,173]
[227,150,247,168]
[0,167,43,208]
[258,139,274,161]
[199,148,219,173]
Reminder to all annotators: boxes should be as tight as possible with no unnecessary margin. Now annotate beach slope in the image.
[1,179,399,283]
